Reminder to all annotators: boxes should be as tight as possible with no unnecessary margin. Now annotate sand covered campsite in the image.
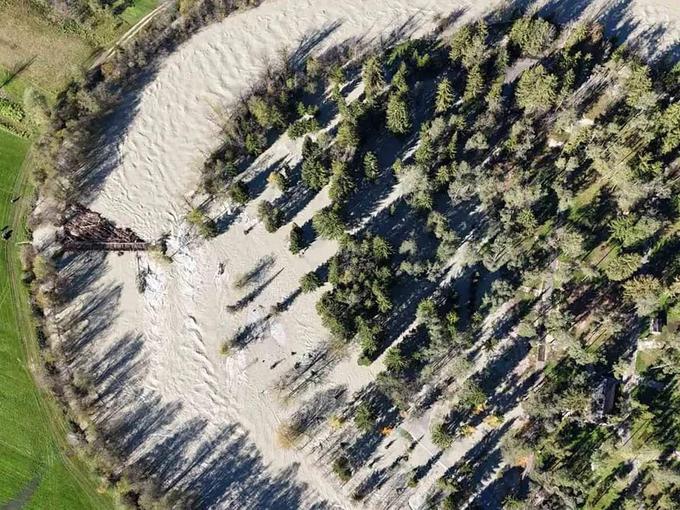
[29,0,680,508]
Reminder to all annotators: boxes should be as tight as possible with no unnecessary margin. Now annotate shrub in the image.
[267,169,288,191]
[23,88,49,126]
[276,422,301,449]
[227,181,249,205]
[220,340,231,356]
[289,223,304,254]
[299,272,320,293]
[354,402,375,432]
[187,208,217,238]
[32,254,56,282]
[332,456,352,482]
[257,200,281,232]
[0,97,25,122]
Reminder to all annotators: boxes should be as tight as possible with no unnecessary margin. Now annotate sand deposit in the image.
[56,0,680,508]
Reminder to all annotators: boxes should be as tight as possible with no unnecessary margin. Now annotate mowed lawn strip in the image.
[0,130,116,508]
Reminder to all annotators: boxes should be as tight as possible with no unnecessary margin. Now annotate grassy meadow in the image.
[0,0,157,507]
[0,131,117,508]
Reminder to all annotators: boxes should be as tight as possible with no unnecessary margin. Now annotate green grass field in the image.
[0,130,117,508]
[0,0,158,95]
[0,0,162,504]
[119,0,159,27]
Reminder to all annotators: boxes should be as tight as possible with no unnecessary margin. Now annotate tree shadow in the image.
[232,254,275,288]
[226,267,283,312]
[469,465,527,509]
[229,314,271,349]
[59,282,123,364]
[274,287,302,313]
[56,251,108,302]
[441,420,515,501]
[286,385,348,439]
[271,160,319,226]
[89,332,147,405]
[342,383,402,470]
[73,67,161,203]
[1,56,36,88]
[288,20,344,70]
[275,339,345,399]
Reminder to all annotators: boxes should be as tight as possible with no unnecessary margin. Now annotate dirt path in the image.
[89,1,171,71]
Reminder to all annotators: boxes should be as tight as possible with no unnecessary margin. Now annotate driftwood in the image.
[62,203,149,251]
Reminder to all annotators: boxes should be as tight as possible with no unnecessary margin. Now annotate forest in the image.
[24,0,680,508]
[194,11,680,509]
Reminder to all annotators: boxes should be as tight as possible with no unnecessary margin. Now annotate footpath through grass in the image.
[0,131,117,508]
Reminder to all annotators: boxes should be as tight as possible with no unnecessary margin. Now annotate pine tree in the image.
[363,152,379,181]
[328,160,355,203]
[300,271,320,293]
[463,64,484,103]
[312,207,345,239]
[289,223,304,254]
[435,78,454,114]
[227,181,249,205]
[362,55,385,101]
[392,62,409,95]
[515,64,557,112]
[257,200,281,232]
[660,102,680,154]
[509,16,556,57]
[415,127,434,166]
[335,119,359,151]
[386,93,411,135]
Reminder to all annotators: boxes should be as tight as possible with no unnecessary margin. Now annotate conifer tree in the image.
[386,93,411,135]
[362,55,385,101]
[392,62,409,95]
[435,78,455,114]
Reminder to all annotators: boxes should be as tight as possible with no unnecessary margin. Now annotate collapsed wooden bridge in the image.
[62,204,149,252]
